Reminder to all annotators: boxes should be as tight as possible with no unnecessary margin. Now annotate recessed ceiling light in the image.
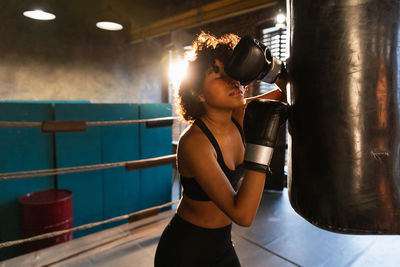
[276,13,286,24]
[96,21,123,31]
[23,10,56,20]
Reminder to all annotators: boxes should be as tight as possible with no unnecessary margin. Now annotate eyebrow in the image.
[206,64,221,76]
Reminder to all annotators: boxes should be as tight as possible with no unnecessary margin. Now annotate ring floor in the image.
[2,188,400,267]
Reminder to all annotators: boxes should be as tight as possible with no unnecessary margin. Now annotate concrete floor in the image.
[3,170,400,267]
[3,188,400,267]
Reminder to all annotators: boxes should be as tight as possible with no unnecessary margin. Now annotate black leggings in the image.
[154,214,241,267]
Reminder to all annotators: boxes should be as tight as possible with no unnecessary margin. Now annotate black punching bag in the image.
[287,0,400,234]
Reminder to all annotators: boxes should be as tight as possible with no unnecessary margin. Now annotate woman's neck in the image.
[201,108,232,131]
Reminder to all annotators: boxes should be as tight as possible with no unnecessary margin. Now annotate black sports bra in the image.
[181,118,245,201]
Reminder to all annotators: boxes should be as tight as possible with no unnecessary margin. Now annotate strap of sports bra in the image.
[194,119,224,160]
[194,118,245,159]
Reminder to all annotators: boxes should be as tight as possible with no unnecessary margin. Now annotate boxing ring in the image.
[0,103,178,261]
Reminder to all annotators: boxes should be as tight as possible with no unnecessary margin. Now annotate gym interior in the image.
[1,0,399,266]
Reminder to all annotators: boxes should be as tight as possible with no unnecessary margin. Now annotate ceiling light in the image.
[276,13,286,24]
[23,10,56,20]
[96,22,123,31]
[275,13,286,29]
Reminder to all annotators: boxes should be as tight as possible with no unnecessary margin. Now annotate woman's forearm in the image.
[245,88,286,104]
[231,170,266,227]
[245,74,288,104]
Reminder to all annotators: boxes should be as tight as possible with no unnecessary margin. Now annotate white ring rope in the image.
[0,116,178,128]
[0,200,179,249]
[0,155,176,180]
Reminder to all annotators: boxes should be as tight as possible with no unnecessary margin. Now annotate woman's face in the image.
[200,60,244,110]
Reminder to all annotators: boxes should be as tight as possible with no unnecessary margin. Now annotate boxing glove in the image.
[225,35,285,85]
[243,99,288,173]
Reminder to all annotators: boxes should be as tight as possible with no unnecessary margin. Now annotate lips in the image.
[229,88,243,96]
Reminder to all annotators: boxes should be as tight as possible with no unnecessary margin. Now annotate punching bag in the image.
[287,0,400,234]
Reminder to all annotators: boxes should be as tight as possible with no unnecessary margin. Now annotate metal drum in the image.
[19,189,73,252]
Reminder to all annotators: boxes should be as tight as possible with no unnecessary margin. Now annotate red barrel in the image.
[18,189,73,253]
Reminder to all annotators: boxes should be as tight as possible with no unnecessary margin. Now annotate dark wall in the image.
[0,1,282,103]
[0,1,165,103]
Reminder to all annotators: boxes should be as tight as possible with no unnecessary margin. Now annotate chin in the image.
[234,97,245,106]
[229,99,245,109]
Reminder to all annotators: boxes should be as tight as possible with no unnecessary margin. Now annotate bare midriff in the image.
[177,193,232,228]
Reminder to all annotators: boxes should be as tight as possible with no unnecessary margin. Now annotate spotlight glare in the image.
[23,10,56,20]
[169,60,188,90]
[96,21,123,31]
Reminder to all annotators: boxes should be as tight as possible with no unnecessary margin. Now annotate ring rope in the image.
[0,162,126,180]
[0,116,178,128]
[86,116,177,126]
[0,154,176,180]
[0,122,42,127]
[0,200,179,249]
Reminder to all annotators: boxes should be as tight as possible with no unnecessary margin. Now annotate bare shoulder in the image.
[178,123,213,157]
[177,123,215,174]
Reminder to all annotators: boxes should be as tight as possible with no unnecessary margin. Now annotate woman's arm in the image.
[179,133,265,227]
[246,74,288,103]
[232,75,288,125]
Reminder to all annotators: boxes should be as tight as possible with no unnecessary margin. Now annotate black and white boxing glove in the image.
[243,99,288,173]
[225,35,285,85]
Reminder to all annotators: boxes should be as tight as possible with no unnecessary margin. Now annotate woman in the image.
[155,32,287,267]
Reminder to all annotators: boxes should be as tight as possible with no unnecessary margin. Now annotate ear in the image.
[199,94,206,103]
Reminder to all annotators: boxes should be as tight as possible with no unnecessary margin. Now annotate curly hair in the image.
[176,32,241,122]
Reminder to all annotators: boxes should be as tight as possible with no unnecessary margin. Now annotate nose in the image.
[228,77,241,88]
[224,73,238,84]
